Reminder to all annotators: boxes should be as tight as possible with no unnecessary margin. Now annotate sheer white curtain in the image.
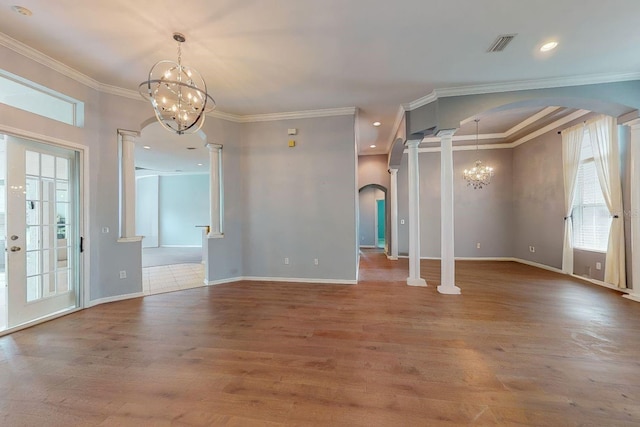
[561,123,584,274]
[588,115,626,288]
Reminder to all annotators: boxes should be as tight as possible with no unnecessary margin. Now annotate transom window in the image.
[0,69,84,127]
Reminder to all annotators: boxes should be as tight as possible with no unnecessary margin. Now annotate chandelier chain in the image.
[138,32,216,135]
[463,118,494,189]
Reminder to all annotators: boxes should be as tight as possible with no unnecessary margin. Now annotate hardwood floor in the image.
[1,253,640,426]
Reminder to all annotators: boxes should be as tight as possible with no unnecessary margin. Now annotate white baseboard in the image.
[511,258,563,274]
[359,245,376,249]
[160,245,201,248]
[623,293,640,303]
[88,291,145,307]
[242,276,357,285]
[568,273,629,293]
[387,255,398,260]
[205,276,357,286]
[456,257,514,262]
[206,277,244,286]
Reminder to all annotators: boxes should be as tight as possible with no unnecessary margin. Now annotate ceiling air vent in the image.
[487,34,517,52]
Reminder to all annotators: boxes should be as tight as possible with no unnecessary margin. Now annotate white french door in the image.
[3,135,80,329]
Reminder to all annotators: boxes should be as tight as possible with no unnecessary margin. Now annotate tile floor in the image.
[142,262,205,296]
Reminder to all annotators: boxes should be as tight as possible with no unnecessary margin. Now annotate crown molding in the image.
[413,108,590,152]
[98,82,140,100]
[238,107,357,123]
[0,32,101,90]
[421,106,560,143]
[0,32,355,124]
[208,110,243,123]
[407,72,640,111]
[406,92,438,111]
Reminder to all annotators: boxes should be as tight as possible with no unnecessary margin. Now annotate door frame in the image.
[375,198,385,248]
[0,125,89,335]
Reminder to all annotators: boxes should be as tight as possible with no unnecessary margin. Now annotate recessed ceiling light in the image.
[143,145,151,150]
[370,145,376,148]
[373,122,381,127]
[197,163,203,166]
[12,6,32,16]
[540,41,558,52]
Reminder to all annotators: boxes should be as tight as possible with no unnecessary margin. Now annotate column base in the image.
[437,284,461,295]
[623,293,640,303]
[407,277,427,287]
[387,255,398,261]
[207,232,224,239]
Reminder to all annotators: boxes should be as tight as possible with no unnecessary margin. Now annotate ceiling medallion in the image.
[139,33,216,135]
[463,119,494,189]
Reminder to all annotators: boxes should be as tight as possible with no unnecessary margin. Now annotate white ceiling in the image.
[1,0,640,156]
[135,122,209,174]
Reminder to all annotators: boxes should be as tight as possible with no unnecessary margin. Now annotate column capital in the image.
[389,167,398,175]
[436,128,458,138]
[405,139,421,148]
[206,143,223,150]
[118,129,140,140]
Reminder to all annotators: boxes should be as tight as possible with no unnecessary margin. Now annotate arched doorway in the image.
[358,184,388,251]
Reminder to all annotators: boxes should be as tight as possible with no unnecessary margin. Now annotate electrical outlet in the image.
[119,270,126,279]
[529,246,536,253]
[596,262,602,270]
[401,219,405,225]
[102,227,109,234]
[284,257,289,265]
[476,242,481,249]
[314,258,319,266]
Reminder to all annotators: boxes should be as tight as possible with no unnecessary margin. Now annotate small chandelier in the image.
[463,119,494,189]
[139,33,216,135]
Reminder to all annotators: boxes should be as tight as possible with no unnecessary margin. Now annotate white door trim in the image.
[0,124,90,314]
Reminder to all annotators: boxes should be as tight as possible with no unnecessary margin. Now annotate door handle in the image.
[10,246,21,252]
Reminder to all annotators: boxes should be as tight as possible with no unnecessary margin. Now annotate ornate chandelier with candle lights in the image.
[139,33,216,135]
[463,119,494,189]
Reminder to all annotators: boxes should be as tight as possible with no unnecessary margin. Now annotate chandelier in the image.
[463,119,494,189]
[139,33,216,135]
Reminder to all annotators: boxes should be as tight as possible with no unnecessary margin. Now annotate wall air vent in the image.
[487,34,517,52]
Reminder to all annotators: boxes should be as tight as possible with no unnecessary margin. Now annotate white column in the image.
[118,130,140,240]
[406,139,427,286]
[389,168,399,260]
[207,143,223,238]
[437,130,461,295]
[624,120,640,302]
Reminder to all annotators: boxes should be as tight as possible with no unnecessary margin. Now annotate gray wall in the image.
[512,130,565,268]
[456,148,513,257]
[397,148,512,258]
[358,154,389,189]
[158,174,208,247]
[395,116,631,287]
[241,116,357,281]
[135,175,159,248]
[358,154,390,254]
[205,116,244,282]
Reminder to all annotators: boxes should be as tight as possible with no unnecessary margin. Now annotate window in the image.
[0,69,84,127]
[572,129,611,252]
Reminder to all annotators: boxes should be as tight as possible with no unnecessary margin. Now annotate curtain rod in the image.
[557,120,587,134]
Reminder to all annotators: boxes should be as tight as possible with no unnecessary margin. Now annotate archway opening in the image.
[136,121,209,295]
[358,184,388,252]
